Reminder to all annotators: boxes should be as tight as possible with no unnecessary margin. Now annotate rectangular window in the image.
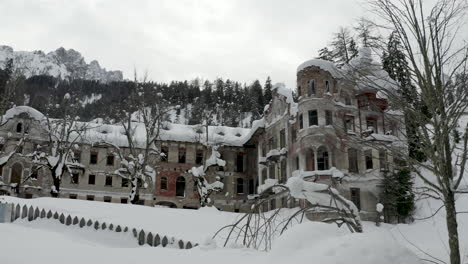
[299,114,304,129]
[291,126,297,142]
[196,150,203,165]
[105,175,113,186]
[178,148,186,163]
[365,150,373,170]
[344,115,355,132]
[161,146,168,162]
[261,169,267,184]
[280,159,287,183]
[90,152,98,164]
[121,178,129,187]
[106,155,114,166]
[269,165,275,179]
[121,198,128,204]
[103,196,112,203]
[308,80,315,96]
[71,173,79,184]
[279,129,286,148]
[73,151,81,163]
[86,195,94,201]
[295,156,300,170]
[88,174,95,185]
[160,177,168,190]
[236,153,244,172]
[325,110,333,125]
[379,149,388,171]
[297,85,301,97]
[350,188,361,210]
[325,80,330,93]
[69,194,77,199]
[261,143,266,157]
[366,117,378,133]
[270,199,276,210]
[308,110,318,126]
[348,149,359,173]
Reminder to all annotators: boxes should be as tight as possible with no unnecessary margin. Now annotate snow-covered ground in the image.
[0,196,435,264]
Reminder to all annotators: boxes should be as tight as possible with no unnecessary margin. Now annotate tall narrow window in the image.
[268,137,275,151]
[90,152,98,164]
[73,151,81,163]
[236,178,244,194]
[279,129,286,148]
[106,155,115,166]
[325,110,333,125]
[176,176,185,197]
[161,146,168,162]
[248,179,255,195]
[348,148,359,173]
[297,85,302,97]
[178,148,186,163]
[280,159,287,183]
[236,153,244,172]
[291,126,297,142]
[16,123,22,133]
[379,149,387,171]
[299,114,304,129]
[365,150,373,169]
[196,150,203,165]
[105,175,113,186]
[160,176,167,191]
[317,146,329,170]
[308,110,318,126]
[366,117,378,133]
[88,174,95,185]
[121,178,129,187]
[350,188,361,210]
[308,80,316,96]
[306,149,315,171]
[344,115,355,132]
[269,165,275,179]
[325,80,330,93]
[295,156,300,170]
[71,172,79,184]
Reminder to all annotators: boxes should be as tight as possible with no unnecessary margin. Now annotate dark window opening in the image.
[299,114,304,129]
[325,80,330,93]
[350,188,361,210]
[366,117,378,134]
[295,156,300,170]
[280,129,286,148]
[317,147,329,170]
[160,177,167,190]
[236,178,244,194]
[121,198,128,204]
[71,173,79,184]
[348,148,359,173]
[106,155,115,166]
[236,153,244,172]
[344,115,355,132]
[88,174,95,185]
[325,110,333,125]
[270,199,276,210]
[104,196,112,203]
[30,166,38,179]
[306,150,315,171]
[308,110,318,126]
[297,85,301,97]
[291,126,297,142]
[379,149,388,171]
[269,165,275,179]
[176,176,186,197]
[196,150,203,165]
[90,152,98,164]
[122,178,129,187]
[161,146,168,162]
[365,150,373,170]
[308,80,316,96]
[105,175,113,186]
[73,151,81,163]
[280,159,287,183]
[248,179,255,195]
[86,195,94,201]
[178,148,186,163]
[69,194,77,199]
[16,123,22,133]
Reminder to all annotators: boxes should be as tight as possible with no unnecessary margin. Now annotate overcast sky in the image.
[0,0,366,88]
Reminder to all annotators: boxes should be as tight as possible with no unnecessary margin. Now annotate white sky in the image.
[0,0,366,88]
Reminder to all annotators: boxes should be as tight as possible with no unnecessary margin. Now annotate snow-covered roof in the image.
[296,59,341,78]
[273,83,298,117]
[2,105,46,122]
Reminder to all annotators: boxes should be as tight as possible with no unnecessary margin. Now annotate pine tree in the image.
[354,18,381,48]
[330,27,359,66]
[249,80,264,120]
[317,47,334,61]
[264,76,273,104]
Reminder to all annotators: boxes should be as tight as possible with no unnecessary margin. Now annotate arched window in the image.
[308,80,315,96]
[317,146,329,170]
[160,177,167,191]
[175,176,185,197]
[348,148,359,173]
[16,123,22,133]
[325,80,330,93]
[236,178,244,194]
[306,149,315,171]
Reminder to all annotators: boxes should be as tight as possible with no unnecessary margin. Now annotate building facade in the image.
[0,56,405,218]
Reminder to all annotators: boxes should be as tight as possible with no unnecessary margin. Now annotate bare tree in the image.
[357,1,468,263]
[100,74,170,204]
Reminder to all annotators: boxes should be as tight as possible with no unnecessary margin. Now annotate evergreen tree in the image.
[249,80,264,119]
[354,18,381,48]
[330,27,359,66]
[264,76,273,104]
[317,47,334,61]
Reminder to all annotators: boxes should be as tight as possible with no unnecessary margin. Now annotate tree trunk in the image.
[444,190,461,264]
[51,177,60,198]
[129,177,139,204]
